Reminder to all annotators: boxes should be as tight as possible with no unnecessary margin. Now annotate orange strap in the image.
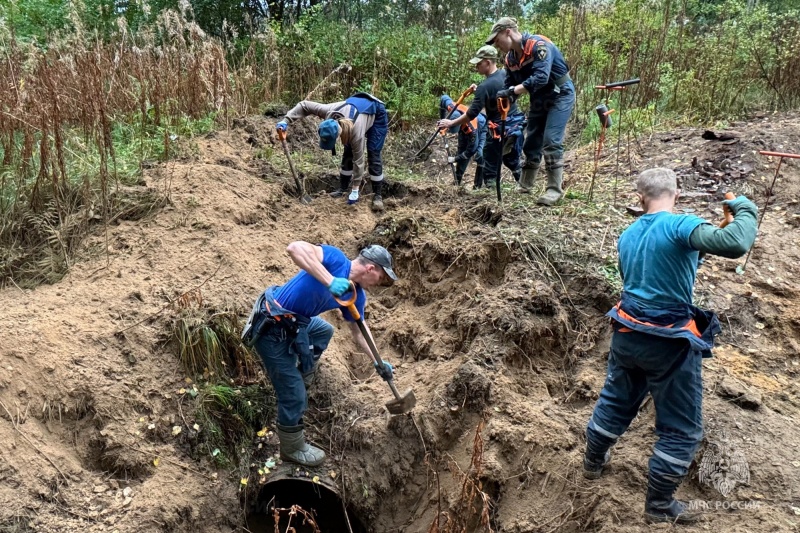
[505,35,551,69]
[487,121,501,140]
[447,103,478,134]
[614,303,702,338]
[262,298,294,323]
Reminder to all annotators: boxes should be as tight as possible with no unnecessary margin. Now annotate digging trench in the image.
[241,197,599,532]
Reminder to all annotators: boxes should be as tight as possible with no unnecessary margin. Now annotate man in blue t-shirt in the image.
[583,168,757,524]
[243,242,398,467]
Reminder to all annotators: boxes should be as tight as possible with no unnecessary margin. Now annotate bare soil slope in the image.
[1,112,799,533]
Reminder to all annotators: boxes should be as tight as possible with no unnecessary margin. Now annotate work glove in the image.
[496,88,517,103]
[445,156,455,165]
[276,120,288,132]
[328,277,351,297]
[374,361,394,381]
[347,189,359,205]
[723,195,756,216]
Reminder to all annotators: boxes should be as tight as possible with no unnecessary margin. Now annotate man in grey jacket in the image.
[277,93,389,211]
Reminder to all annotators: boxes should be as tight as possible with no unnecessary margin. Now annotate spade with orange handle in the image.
[334,283,416,415]
[277,128,313,205]
[415,86,476,158]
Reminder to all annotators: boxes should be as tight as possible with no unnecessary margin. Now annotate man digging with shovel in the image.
[276,92,389,211]
[242,242,411,467]
[582,169,758,524]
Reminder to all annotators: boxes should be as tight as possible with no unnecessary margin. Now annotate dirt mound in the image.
[2,112,800,533]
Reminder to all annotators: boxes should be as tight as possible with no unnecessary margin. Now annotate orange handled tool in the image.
[495,96,512,203]
[415,86,477,158]
[334,283,416,415]
[277,128,312,205]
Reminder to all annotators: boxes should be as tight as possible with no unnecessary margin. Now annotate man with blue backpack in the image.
[277,92,388,211]
[438,94,487,188]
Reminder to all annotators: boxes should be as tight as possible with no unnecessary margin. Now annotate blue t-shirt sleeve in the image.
[339,288,366,322]
[320,244,348,272]
[670,215,706,248]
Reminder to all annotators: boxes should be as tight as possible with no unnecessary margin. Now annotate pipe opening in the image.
[245,478,367,533]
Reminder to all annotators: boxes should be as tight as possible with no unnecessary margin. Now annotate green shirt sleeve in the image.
[689,198,758,259]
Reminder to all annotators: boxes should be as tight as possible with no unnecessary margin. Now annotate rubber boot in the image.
[583,449,611,480]
[512,168,521,183]
[537,162,564,206]
[516,165,538,194]
[276,424,326,467]
[644,472,701,524]
[371,180,384,212]
[473,165,484,190]
[330,174,351,198]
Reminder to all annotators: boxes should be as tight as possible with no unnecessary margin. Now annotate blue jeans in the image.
[254,317,334,426]
[523,82,575,167]
[586,328,703,481]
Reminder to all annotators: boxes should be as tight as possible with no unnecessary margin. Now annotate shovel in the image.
[495,95,511,203]
[414,86,476,158]
[277,129,313,204]
[335,285,416,415]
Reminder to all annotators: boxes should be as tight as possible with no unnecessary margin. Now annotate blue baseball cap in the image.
[318,119,339,155]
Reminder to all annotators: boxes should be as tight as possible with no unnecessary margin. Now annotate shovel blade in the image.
[385,389,416,415]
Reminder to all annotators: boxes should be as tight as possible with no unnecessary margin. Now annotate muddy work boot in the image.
[583,449,611,480]
[371,180,384,212]
[516,165,538,194]
[537,160,564,206]
[644,473,701,525]
[329,174,352,198]
[276,424,326,467]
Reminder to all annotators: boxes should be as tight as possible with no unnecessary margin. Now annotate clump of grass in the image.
[194,383,274,466]
[171,307,261,384]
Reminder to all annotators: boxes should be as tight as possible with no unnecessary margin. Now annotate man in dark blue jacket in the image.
[487,17,575,205]
[242,242,398,467]
[583,168,758,524]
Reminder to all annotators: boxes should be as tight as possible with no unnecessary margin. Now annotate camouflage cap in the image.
[485,16,518,45]
[469,45,500,65]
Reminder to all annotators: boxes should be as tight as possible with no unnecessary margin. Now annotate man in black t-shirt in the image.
[437,45,524,190]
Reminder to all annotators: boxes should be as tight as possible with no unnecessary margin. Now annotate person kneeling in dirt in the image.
[437,45,524,190]
[241,242,397,467]
[276,92,389,211]
[438,94,487,187]
[487,17,575,204]
[582,168,757,524]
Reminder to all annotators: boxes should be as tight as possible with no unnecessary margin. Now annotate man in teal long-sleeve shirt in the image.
[583,168,757,524]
